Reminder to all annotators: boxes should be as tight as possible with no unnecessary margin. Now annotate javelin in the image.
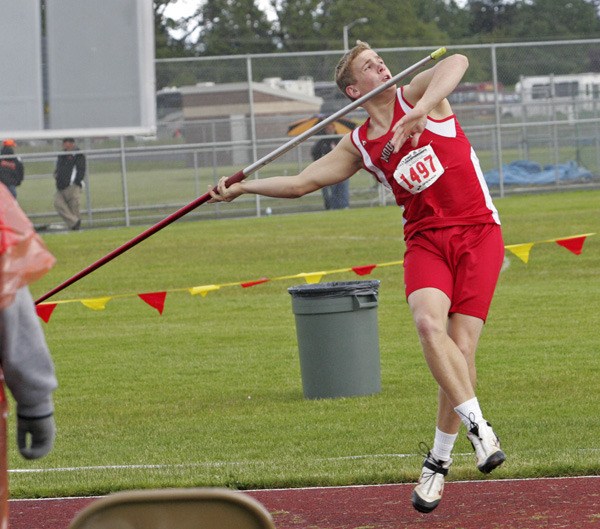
[35,47,447,305]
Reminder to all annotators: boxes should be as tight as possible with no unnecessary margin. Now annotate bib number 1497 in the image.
[393,144,445,194]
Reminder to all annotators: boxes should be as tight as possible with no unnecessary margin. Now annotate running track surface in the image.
[9,476,600,528]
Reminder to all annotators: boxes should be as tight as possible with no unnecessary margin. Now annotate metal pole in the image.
[491,45,504,198]
[343,18,368,51]
[119,136,130,227]
[246,56,261,217]
[193,151,200,198]
[84,137,93,226]
[550,74,560,186]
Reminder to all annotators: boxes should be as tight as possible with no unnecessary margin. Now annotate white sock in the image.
[431,427,458,462]
[454,397,484,429]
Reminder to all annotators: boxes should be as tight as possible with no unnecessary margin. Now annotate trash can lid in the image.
[288,280,380,298]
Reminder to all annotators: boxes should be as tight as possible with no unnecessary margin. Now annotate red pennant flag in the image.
[241,278,270,288]
[36,303,57,323]
[352,264,377,276]
[138,292,167,315]
[555,236,587,255]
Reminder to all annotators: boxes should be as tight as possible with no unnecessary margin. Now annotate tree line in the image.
[155,0,600,57]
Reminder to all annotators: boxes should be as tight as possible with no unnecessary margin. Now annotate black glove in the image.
[17,413,56,460]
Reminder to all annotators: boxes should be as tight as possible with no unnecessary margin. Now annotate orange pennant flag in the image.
[352,264,377,276]
[36,303,57,323]
[138,291,167,315]
[555,236,587,255]
[505,243,534,264]
[241,278,270,288]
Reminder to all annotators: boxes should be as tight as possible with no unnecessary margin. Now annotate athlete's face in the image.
[346,50,394,99]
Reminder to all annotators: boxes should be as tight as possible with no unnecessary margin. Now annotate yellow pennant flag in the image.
[80,297,112,310]
[505,243,534,264]
[189,285,221,297]
[296,272,326,284]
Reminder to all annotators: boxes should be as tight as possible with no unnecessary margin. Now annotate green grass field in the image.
[9,189,600,498]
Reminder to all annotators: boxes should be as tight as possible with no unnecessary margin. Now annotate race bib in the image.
[393,144,445,194]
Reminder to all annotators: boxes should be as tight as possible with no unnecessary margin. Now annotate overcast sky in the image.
[164,0,276,21]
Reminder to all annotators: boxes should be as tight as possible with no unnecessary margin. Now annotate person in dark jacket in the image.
[53,138,86,230]
[0,139,24,199]
[311,124,350,210]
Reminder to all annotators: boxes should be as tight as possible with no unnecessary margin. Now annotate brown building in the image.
[179,80,323,166]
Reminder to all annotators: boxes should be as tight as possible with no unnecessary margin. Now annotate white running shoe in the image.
[412,452,452,513]
[466,420,506,474]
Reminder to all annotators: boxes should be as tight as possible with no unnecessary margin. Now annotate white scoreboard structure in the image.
[0,0,156,140]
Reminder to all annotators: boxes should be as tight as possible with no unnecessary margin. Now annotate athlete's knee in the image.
[413,311,446,345]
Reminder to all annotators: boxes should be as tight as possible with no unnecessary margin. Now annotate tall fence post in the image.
[246,55,261,217]
[211,122,221,218]
[491,44,505,198]
[596,121,600,172]
[193,150,200,198]
[550,75,561,186]
[84,137,93,226]
[119,136,130,227]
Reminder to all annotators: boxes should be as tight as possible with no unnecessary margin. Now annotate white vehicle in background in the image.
[515,72,600,118]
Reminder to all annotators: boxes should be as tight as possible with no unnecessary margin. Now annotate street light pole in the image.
[343,17,368,51]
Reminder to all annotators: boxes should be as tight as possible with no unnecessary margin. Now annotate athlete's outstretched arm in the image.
[209,135,362,202]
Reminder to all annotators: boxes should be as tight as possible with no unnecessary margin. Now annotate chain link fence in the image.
[12,39,600,230]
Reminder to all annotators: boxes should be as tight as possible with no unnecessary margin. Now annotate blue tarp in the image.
[483,160,593,186]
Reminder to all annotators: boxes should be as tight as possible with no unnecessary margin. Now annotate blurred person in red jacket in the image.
[0,140,24,199]
[0,185,57,528]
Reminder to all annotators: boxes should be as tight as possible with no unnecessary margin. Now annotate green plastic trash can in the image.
[288,280,381,399]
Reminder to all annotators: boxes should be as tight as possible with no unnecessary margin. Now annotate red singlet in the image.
[350,87,500,241]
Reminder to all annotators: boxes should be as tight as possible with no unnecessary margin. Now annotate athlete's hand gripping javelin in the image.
[390,53,469,153]
[208,177,243,203]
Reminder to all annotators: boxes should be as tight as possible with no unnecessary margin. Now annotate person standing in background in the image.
[0,140,24,199]
[311,123,350,210]
[54,138,86,230]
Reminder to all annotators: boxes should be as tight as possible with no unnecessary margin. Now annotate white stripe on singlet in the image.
[398,89,457,138]
[351,128,391,190]
[471,147,501,225]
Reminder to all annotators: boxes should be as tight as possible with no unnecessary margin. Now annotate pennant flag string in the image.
[543,232,595,245]
[35,233,595,322]
[507,232,595,263]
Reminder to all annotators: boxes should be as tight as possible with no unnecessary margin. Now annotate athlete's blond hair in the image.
[334,40,372,100]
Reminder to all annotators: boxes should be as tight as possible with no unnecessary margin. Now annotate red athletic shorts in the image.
[403,223,504,321]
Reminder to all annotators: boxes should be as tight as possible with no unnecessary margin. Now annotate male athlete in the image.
[210,42,506,513]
